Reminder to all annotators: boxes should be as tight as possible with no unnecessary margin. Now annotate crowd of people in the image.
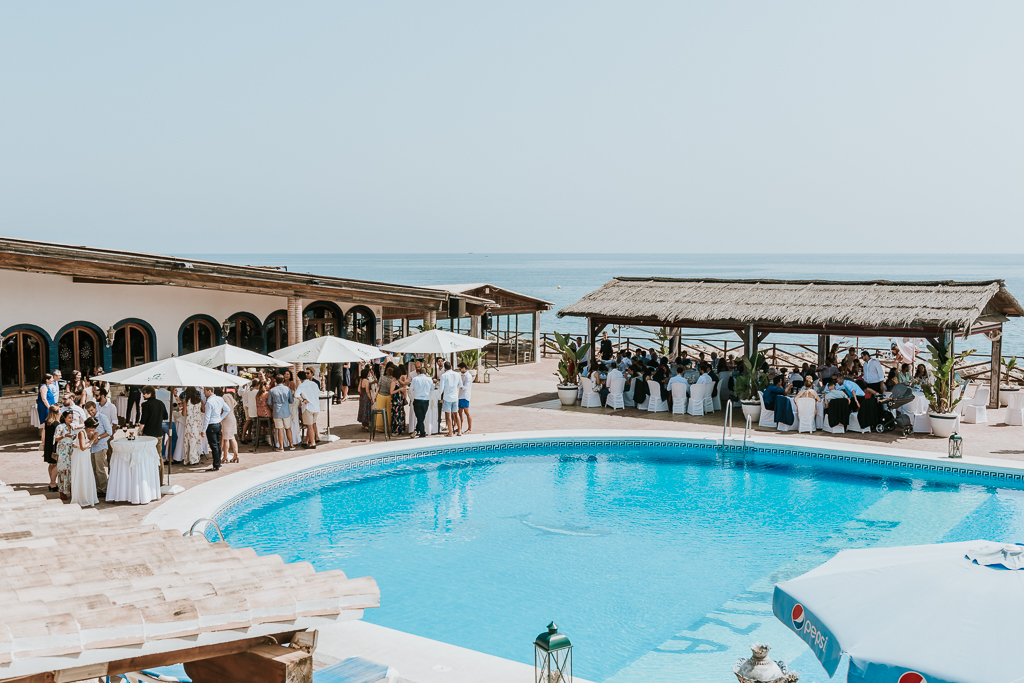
[577,334,933,432]
[33,355,480,507]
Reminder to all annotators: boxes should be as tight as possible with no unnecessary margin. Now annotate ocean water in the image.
[189,253,1024,355]
[220,440,1024,682]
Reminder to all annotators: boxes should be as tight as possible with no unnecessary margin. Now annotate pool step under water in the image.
[604,486,992,683]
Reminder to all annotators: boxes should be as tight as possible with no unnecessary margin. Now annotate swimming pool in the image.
[215,437,1024,682]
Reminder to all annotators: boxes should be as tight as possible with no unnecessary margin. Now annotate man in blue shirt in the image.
[267,375,294,454]
[762,375,787,410]
[839,374,864,410]
[85,400,111,495]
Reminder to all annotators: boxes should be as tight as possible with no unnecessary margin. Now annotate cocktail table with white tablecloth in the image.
[406,388,442,435]
[106,436,162,505]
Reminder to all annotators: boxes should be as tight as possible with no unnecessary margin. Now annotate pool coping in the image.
[143,428,1024,533]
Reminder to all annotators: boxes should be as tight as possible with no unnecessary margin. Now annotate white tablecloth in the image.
[116,395,128,419]
[407,388,442,435]
[107,436,161,505]
[901,391,929,415]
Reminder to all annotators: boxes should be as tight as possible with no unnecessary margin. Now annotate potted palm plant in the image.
[546,331,590,406]
[922,343,973,438]
[733,352,768,421]
[1000,356,1020,406]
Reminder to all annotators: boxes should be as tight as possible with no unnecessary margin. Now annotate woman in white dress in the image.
[180,387,205,465]
[71,417,99,507]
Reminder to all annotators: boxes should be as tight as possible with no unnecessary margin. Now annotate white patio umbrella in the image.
[773,540,1024,683]
[178,343,290,369]
[93,358,247,492]
[381,329,491,355]
[270,337,385,440]
[269,336,385,364]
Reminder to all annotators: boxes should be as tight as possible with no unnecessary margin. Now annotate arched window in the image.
[111,324,152,371]
[1,330,46,390]
[343,307,375,345]
[58,327,100,377]
[182,319,216,355]
[225,315,262,352]
[265,312,288,352]
[304,304,339,340]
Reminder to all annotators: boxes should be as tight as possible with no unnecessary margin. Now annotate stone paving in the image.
[1,358,1021,523]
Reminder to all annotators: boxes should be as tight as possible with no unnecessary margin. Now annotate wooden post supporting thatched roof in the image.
[558,278,1024,336]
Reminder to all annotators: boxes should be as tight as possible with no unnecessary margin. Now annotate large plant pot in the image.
[929,412,959,438]
[740,400,761,422]
[557,385,579,406]
[1000,387,1020,407]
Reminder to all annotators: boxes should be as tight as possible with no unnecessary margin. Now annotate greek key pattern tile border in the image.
[205,436,1023,540]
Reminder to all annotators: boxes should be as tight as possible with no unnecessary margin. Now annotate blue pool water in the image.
[219,440,1024,682]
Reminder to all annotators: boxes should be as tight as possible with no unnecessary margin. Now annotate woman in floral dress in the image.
[53,410,76,500]
[181,387,205,465]
[391,363,408,435]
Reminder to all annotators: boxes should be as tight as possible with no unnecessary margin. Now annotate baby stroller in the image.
[875,384,916,435]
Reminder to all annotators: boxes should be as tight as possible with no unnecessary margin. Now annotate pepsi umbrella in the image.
[773,540,1024,683]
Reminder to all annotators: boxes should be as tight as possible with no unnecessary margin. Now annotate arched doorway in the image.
[225,314,263,353]
[1,329,47,391]
[342,306,376,345]
[111,323,153,371]
[58,326,100,377]
[181,318,217,355]
[265,311,288,353]
[303,303,342,340]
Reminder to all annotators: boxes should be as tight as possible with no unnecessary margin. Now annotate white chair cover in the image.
[1007,391,1024,426]
[758,391,777,428]
[607,378,626,410]
[963,386,990,424]
[712,380,722,412]
[688,383,707,416]
[777,396,797,432]
[623,378,636,407]
[848,412,870,433]
[671,383,687,414]
[647,380,668,413]
[580,377,602,408]
[796,397,816,434]
[912,412,932,434]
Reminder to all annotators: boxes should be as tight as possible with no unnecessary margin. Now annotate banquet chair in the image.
[711,380,723,412]
[776,397,797,432]
[647,380,668,413]
[607,378,626,410]
[847,412,870,434]
[623,378,636,408]
[703,384,715,413]
[757,391,777,428]
[821,403,845,434]
[912,412,932,434]
[796,397,816,434]
[688,383,708,417]
[671,383,687,415]
[579,377,602,409]
[962,386,990,424]
[1006,391,1024,426]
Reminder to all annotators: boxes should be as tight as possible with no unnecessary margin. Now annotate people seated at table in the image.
[788,367,803,386]
[696,363,713,386]
[605,363,624,406]
[914,363,930,386]
[823,378,852,428]
[896,363,914,386]
[682,361,699,383]
[855,379,885,429]
[762,374,787,408]
[885,367,899,392]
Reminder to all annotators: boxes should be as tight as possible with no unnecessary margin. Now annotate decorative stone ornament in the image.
[734,643,799,683]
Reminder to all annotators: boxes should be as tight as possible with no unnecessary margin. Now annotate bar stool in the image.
[369,409,391,442]
[251,416,273,452]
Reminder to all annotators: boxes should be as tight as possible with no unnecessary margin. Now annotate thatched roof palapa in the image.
[558,278,1024,333]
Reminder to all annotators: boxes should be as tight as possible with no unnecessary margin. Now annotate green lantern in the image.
[948,431,963,459]
[535,622,572,683]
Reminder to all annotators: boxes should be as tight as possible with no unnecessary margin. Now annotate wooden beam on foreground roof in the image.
[184,644,312,683]
[0,632,300,683]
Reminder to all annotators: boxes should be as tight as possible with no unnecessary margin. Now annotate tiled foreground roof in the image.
[0,482,379,680]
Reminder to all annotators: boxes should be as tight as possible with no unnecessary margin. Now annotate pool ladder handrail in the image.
[722,402,752,451]
[184,518,226,543]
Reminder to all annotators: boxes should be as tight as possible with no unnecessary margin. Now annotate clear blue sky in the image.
[1,3,1022,253]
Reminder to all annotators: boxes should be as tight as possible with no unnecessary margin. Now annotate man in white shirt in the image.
[439,361,462,437]
[96,389,119,465]
[60,391,88,427]
[410,370,434,437]
[295,371,322,449]
[696,363,713,385]
[457,362,474,434]
[861,350,886,393]
[201,388,231,471]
